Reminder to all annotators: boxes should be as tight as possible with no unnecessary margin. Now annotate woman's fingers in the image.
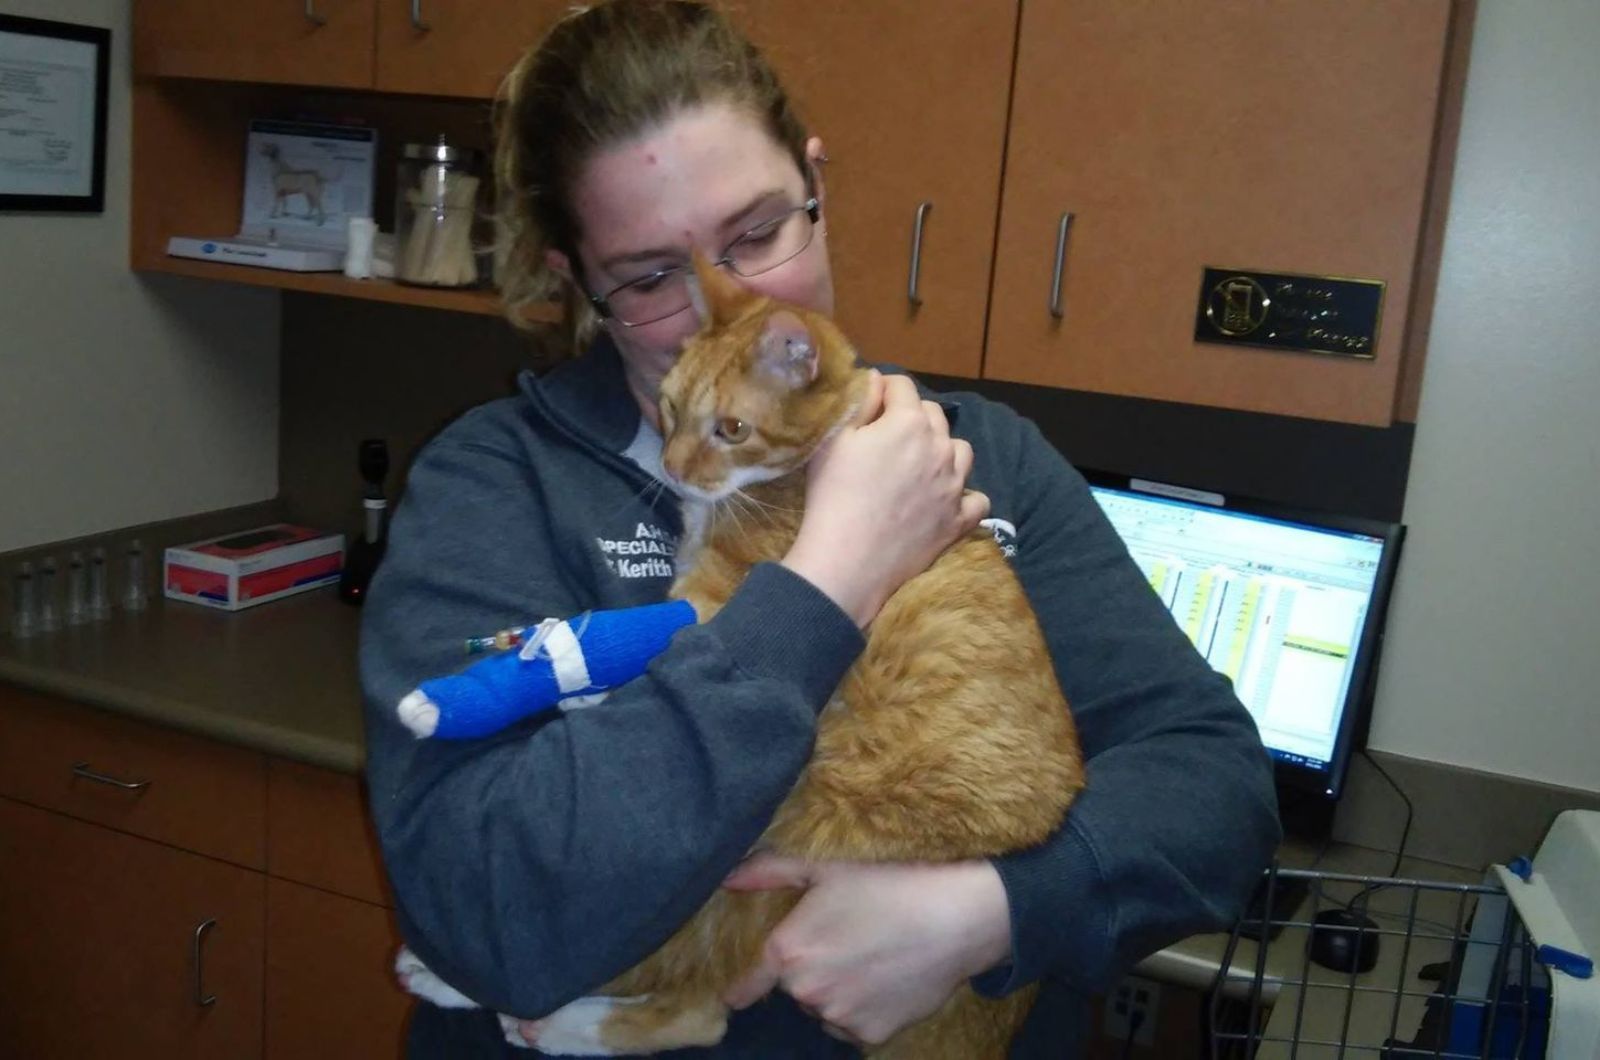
[853,369,887,426]
[783,371,985,627]
[959,489,991,528]
[951,437,974,481]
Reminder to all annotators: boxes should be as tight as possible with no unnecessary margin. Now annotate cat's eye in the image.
[715,417,751,443]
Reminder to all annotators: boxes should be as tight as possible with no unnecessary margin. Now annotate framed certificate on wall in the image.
[0,13,110,212]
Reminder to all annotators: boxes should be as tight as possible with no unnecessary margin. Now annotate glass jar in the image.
[395,137,484,287]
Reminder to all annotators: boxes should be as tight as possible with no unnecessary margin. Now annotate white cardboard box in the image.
[164,524,344,611]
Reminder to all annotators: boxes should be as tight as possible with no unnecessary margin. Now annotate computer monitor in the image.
[1083,470,1404,810]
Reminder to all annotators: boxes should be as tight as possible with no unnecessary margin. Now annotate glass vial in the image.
[122,540,148,612]
[11,561,37,639]
[37,557,59,633]
[66,551,88,626]
[89,547,111,621]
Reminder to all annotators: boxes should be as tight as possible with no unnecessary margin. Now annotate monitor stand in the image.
[1278,786,1338,843]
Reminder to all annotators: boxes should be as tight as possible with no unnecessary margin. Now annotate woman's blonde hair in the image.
[494,0,810,354]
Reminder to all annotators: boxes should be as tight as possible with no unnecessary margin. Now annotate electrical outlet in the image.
[1103,974,1160,1046]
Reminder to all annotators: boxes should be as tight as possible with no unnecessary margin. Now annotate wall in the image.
[0,0,279,553]
[1369,1,1600,793]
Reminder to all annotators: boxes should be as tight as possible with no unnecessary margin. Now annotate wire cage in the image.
[1206,864,1553,1059]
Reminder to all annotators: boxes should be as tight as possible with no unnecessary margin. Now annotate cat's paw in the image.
[396,689,440,738]
[498,1012,539,1050]
[394,946,478,1009]
[511,995,650,1056]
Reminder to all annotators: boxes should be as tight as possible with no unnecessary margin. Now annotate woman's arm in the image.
[974,416,1281,997]
[720,405,1279,1046]
[362,431,863,1019]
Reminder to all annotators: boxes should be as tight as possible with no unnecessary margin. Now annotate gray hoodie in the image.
[360,337,1280,1057]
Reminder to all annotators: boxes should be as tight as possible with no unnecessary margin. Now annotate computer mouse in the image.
[1307,907,1381,974]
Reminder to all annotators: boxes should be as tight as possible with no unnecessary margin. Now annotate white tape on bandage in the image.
[537,620,592,696]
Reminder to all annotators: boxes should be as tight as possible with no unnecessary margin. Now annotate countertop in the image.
[0,587,366,773]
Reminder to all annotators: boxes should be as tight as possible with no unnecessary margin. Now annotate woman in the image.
[360,2,1280,1056]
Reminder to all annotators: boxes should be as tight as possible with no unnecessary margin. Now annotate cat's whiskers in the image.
[733,487,800,517]
[727,490,777,538]
[716,494,758,553]
[605,474,674,523]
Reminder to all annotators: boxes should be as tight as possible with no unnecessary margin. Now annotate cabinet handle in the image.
[71,761,150,791]
[303,0,326,26]
[410,0,431,30]
[193,919,218,1007]
[908,201,932,307]
[1049,211,1075,320]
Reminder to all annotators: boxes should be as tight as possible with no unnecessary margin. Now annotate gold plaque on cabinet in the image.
[1194,267,1384,360]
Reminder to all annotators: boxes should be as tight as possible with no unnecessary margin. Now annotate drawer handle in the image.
[71,762,151,792]
[908,200,932,307]
[410,0,431,30]
[1049,211,1075,320]
[193,919,218,1007]
[303,0,326,26]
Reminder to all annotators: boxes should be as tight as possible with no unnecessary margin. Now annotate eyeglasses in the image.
[586,198,821,327]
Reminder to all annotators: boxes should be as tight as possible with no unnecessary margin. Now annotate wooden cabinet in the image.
[129,2,1465,422]
[0,797,265,1059]
[0,684,266,869]
[263,760,411,1057]
[134,0,375,89]
[741,1,1018,379]
[374,0,571,98]
[984,0,1453,425]
[0,687,412,1058]
[266,878,412,1059]
[133,0,564,98]
[267,757,393,907]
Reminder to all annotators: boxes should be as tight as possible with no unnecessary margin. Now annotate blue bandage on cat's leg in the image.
[396,599,698,739]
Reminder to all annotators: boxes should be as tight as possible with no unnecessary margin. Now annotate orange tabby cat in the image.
[523,256,1085,1058]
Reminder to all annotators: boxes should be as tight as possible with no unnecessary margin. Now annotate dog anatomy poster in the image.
[240,120,375,246]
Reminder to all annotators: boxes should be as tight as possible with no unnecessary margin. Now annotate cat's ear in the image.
[688,250,751,327]
[757,310,819,389]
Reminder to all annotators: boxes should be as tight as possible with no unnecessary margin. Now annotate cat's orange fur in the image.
[570,257,1085,1058]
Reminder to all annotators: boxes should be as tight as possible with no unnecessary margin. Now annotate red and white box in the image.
[164,524,345,611]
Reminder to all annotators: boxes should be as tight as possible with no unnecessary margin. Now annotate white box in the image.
[164,524,344,611]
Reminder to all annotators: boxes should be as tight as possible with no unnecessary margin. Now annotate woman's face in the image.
[556,101,833,420]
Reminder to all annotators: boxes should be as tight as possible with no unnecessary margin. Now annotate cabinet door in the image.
[374,0,571,98]
[985,0,1452,424]
[0,798,264,1060]
[738,2,1017,379]
[267,758,393,907]
[266,877,412,1059]
[134,0,376,88]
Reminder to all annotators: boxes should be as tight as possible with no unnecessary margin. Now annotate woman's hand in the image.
[721,856,1013,1047]
[782,371,989,627]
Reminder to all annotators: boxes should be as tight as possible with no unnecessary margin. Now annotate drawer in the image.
[268,758,392,907]
[0,684,266,869]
